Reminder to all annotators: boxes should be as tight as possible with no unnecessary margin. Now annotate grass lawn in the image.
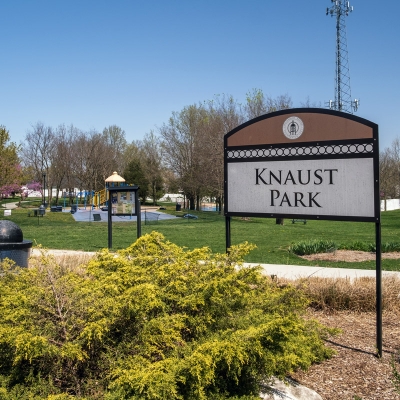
[2,205,400,270]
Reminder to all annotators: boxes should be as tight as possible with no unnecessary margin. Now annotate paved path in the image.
[1,202,19,209]
[245,262,399,281]
[30,248,399,281]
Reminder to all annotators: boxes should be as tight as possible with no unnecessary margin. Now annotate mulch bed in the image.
[291,310,400,400]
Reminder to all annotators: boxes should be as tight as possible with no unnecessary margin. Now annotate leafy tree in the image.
[123,158,150,203]
[0,233,334,399]
[0,126,22,197]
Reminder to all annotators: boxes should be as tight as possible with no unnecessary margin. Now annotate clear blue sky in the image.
[1,0,398,150]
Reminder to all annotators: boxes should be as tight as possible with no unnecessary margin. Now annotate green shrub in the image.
[0,232,334,399]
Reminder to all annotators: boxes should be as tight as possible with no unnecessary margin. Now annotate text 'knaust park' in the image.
[255,168,339,208]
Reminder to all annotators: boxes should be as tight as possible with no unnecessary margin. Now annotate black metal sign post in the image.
[107,185,141,249]
[376,221,382,357]
[224,108,382,356]
[225,216,231,252]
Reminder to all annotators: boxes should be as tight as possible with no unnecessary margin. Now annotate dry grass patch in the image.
[30,248,96,271]
[291,275,400,313]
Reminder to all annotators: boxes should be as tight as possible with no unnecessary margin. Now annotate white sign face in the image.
[227,158,374,218]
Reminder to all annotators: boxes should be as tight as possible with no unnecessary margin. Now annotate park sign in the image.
[224,108,380,222]
[224,108,384,357]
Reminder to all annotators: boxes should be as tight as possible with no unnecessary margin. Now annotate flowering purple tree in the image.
[0,183,23,198]
[26,181,42,192]
[22,181,43,198]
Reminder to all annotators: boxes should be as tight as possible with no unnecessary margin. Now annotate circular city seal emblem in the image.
[283,116,304,139]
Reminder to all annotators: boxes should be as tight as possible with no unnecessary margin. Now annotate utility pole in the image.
[326,0,359,113]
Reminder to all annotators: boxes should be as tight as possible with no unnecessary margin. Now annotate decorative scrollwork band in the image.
[227,142,374,160]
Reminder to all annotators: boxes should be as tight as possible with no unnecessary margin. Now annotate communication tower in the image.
[326,0,359,113]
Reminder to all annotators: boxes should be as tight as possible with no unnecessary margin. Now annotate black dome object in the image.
[0,220,23,243]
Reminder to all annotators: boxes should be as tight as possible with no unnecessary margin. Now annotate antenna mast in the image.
[326,0,359,113]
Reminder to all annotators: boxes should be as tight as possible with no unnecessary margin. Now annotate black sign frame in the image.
[224,108,382,356]
[107,185,141,249]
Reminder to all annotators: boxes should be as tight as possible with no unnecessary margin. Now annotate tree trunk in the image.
[188,195,195,210]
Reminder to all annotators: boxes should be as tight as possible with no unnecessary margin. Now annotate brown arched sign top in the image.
[226,108,375,147]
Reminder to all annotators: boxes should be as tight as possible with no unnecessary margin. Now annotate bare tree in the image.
[20,122,56,203]
[102,125,127,174]
[300,96,323,108]
[380,138,400,199]
[49,125,79,204]
[204,91,292,212]
[244,89,292,120]
[160,104,209,210]
[141,131,164,205]
[70,130,115,200]
[159,91,293,211]
[20,123,129,205]
[202,95,244,212]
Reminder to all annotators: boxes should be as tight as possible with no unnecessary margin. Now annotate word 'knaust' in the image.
[255,167,339,208]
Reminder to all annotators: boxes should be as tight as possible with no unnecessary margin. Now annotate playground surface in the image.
[68,207,178,223]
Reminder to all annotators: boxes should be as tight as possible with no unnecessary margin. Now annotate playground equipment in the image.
[93,188,108,208]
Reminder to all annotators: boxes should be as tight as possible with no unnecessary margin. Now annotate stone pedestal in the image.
[0,220,33,267]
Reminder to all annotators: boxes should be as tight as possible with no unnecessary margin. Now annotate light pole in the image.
[42,172,46,206]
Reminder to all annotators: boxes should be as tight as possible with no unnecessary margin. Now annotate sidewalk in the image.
[246,262,400,281]
[30,247,399,281]
[1,202,19,210]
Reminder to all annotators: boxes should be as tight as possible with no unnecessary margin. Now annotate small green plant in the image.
[290,239,400,256]
[338,240,374,252]
[337,241,400,253]
[381,242,400,252]
[288,239,337,256]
